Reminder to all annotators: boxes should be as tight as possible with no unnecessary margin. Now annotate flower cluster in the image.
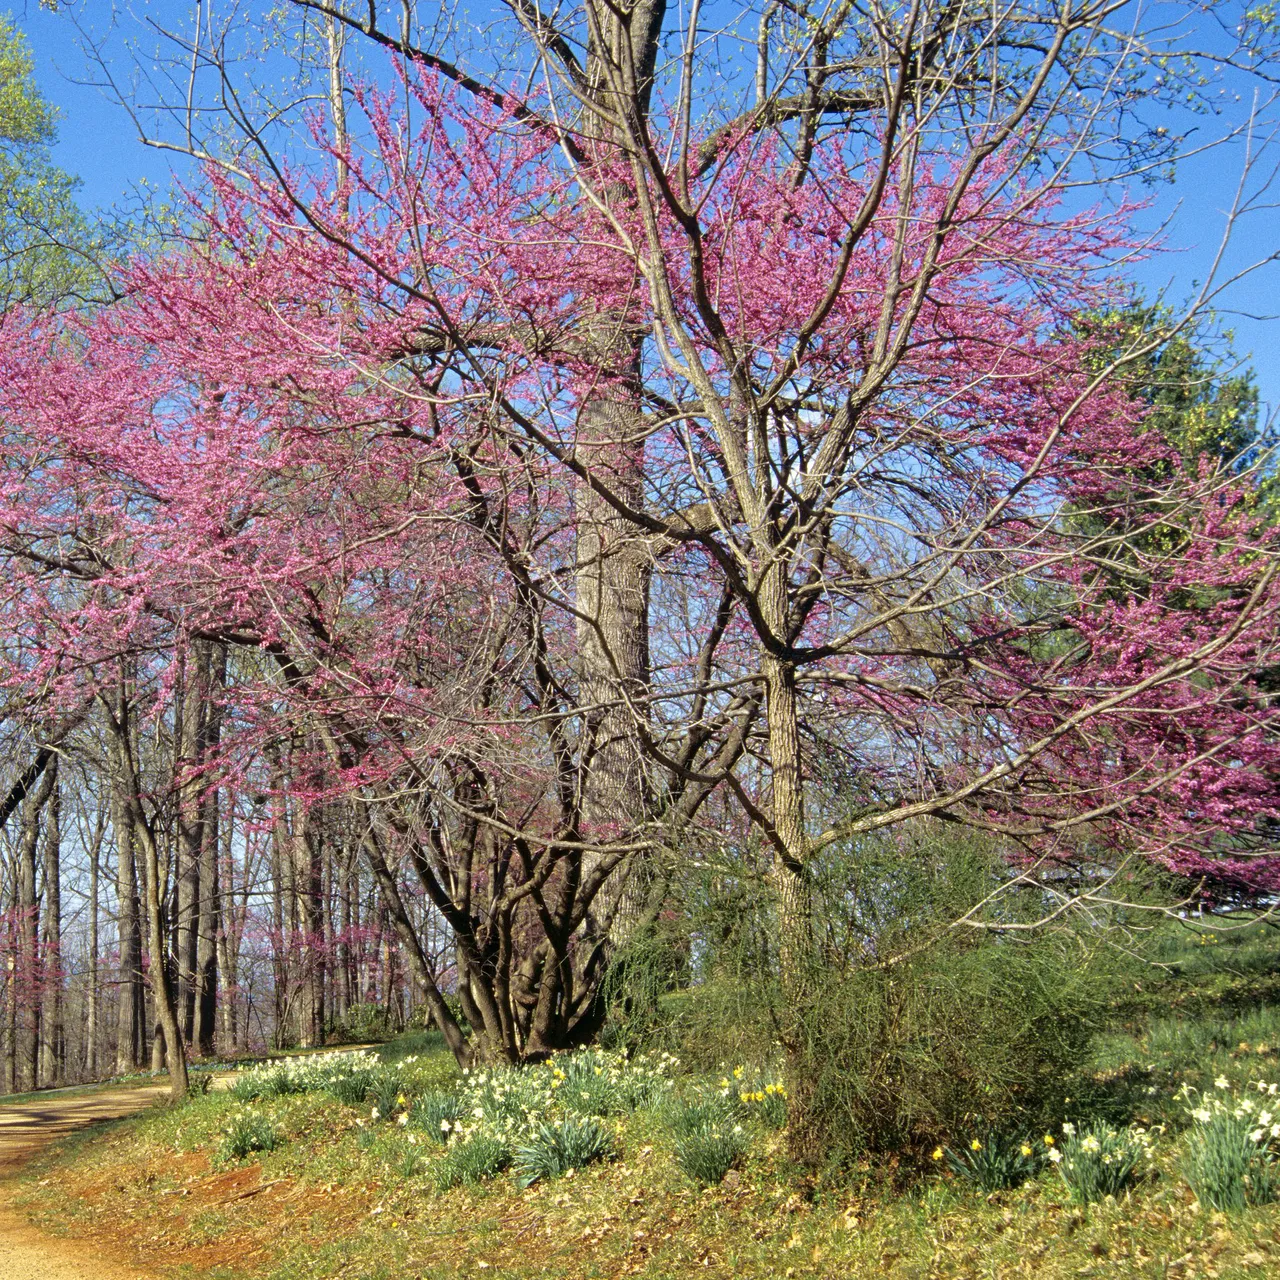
[444,1048,678,1151]
[1049,1120,1156,1203]
[1179,1076,1280,1212]
[229,1050,386,1101]
[940,1130,1045,1191]
[717,1066,788,1127]
[1180,1076,1280,1144]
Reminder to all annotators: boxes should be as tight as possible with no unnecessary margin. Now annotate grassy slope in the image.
[16,924,1280,1279]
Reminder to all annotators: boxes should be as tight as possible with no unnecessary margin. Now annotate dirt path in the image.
[0,1083,170,1280]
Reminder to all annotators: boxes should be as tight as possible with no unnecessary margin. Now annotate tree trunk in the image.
[294,808,324,1048]
[86,806,103,1078]
[193,643,225,1056]
[15,758,55,1092]
[216,797,238,1054]
[111,728,144,1074]
[105,685,188,1100]
[38,775,63,1086]
[760,561,820,1161]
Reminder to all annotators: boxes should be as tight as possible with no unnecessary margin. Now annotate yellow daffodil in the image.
[970,1138,982,1151]
[931,1147,944,1161]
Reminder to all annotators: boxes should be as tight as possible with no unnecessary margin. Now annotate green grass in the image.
[15,926,1280,1279]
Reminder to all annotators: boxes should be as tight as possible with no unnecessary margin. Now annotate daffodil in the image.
[970,1138,982,1151]
[931,1147,944,1161]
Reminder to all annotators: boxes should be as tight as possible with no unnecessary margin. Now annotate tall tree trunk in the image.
[86,805,105,1078]
[193,643,225,1056]
[294,807,324,1048]
[216,797,238,1054]
[38,775,63,1086]
[174,645,202,1043]
[760,560,819,1161]
[104,686,188,1100]
[111,726,144,1074]
[15,758,55,1092]
[572,0,669,945]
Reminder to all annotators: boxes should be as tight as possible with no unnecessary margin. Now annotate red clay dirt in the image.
[0,1083,169,1280]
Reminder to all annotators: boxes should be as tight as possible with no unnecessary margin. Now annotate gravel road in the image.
[0,1084,169,1279]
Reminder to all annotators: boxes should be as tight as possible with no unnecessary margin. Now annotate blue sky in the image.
[11,1,1280,418]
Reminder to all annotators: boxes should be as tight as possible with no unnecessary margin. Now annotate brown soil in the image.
[0,1083,171,1279]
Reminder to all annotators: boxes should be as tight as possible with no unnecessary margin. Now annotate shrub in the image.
[1050,1121,1152,1203]
[661,827,1127,1161]
[217,1113,280,1164]
[672,1120,747,1186]
[512,1117,614,1187]
[409,1090,464,1142]
[1181,1080,1280,1211]
[187,1073,213,1098]
[943,1131,1043,1192]
[331,1001,399,1044]
[433,1134,511,1190]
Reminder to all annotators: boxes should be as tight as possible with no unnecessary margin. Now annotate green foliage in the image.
[332,1002,399,1044]
[432,1134,511,1191]
[943,1131,1044,1192]
[662,1096,736,1139]
[216,1113,281,1164]
[1181,1112,1277,1211]
[368,1072,407,1120]
[1051,1121,1152,1204]
[375,1029,449,1064]
[672,1120,748,1186]
[663,1096,748,1185]
[325,1069,377,1108]
[512,1117,614,1187]
[390,1142,427,1179]
[661,826,1120,1160]
[408,1090,463,1143]
[1076,304,1260,473]
[229,1066,306,1101]
[0,16,103,309]
[1180,1081,1280,1212]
